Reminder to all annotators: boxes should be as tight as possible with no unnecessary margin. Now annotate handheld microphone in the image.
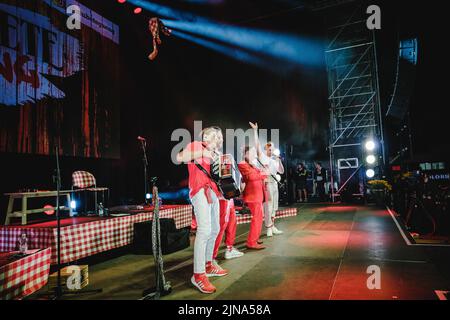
[137,136,146,141]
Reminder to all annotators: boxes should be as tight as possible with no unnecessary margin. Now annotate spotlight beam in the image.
[171,30,279,72]
[128,0,324,68]
[163,19,324,67]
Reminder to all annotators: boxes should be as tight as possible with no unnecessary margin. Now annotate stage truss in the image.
[321,1,385,200]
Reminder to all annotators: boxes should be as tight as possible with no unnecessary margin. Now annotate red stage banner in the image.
[0,0,120,158]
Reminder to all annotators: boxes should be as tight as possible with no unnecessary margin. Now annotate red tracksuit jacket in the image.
[238,161,268,203]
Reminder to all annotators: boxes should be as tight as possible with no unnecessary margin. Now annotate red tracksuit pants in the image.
[213,199,237,259]
[246,202,264,247]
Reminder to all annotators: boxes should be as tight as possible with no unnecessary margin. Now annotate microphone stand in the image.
[54,145,62,299]
[140,139,149,205]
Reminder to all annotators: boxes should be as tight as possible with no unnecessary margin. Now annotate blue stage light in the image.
[171,30,273,69]
[144,188,190,202]
[70,200,77,210]
[164,19,324,68]
[158,188,190,201]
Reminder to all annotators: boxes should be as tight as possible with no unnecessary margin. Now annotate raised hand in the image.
[249,122,258,130]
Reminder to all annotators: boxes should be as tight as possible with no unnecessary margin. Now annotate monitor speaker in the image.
[133,219,190,255]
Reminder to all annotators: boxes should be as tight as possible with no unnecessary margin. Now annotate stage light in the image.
[146,193,151,200]
[117,0,127,3]
[274,149,281,157]
[134,7,142,14]
[366,155,376,165]
[366,169,375,179]
[365,140,376,151]
[70,200,77,210]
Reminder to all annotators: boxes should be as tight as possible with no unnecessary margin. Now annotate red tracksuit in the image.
[238,161,267,247]
[213,199,237,259]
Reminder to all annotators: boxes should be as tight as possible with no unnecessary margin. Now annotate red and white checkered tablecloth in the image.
[0,248,51,300]
[0,205,193,265]
[236,207,298,225]
[0,227,53,253]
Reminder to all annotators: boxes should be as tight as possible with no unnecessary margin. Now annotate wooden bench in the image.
[4,190,73,225]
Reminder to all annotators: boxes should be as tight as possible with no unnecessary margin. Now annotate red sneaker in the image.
[246,244,266,250]
[205,262,229,277]
[191,274,216,294]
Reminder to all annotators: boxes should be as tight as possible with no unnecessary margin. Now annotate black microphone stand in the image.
[140,139,149,205]
[54,144,62,299]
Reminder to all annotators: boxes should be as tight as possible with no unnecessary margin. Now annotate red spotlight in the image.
[117,0,127,3]
[134,7,142,14]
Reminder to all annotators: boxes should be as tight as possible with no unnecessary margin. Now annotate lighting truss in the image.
[320,1,385,200]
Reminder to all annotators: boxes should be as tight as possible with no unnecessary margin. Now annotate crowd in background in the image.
[289,161,332,203]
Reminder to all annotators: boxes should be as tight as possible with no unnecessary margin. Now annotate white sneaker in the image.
[266,227,273,237]
[224,247,244,260]
[272,226,284,235]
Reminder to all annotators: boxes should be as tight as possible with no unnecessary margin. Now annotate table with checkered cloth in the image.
[0,205,193,265]
[236,207,298,224]
[0,248,51,300]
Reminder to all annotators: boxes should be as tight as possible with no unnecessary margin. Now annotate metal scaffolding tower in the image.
[322,1,385,200]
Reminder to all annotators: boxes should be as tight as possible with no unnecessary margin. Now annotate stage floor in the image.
[33,204,450,300]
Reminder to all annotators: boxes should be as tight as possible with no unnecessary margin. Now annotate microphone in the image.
[137,136,146,142]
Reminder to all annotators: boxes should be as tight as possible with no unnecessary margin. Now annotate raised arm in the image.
[176,142,212,164]
[249,122,263,159]
[277,158,285,174]
[238,162,268,182]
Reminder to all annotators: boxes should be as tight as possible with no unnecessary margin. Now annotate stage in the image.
[0,0,449,307]
[0,205,297,266]
[32,203,450,300]
[0,205,193,265]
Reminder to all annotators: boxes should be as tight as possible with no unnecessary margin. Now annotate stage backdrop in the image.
[0,0,120,158]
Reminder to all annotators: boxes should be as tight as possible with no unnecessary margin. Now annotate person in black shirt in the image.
[313,162,327,202]
[294,163,308,202]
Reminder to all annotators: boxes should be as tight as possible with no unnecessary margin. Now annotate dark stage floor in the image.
[36,204,450,300]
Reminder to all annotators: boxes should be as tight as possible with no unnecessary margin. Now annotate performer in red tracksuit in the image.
[238,146,269,250]
[213,199,244,260]
[176,126,228,294]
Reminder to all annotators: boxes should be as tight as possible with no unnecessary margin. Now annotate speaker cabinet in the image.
[133,219,190,255]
